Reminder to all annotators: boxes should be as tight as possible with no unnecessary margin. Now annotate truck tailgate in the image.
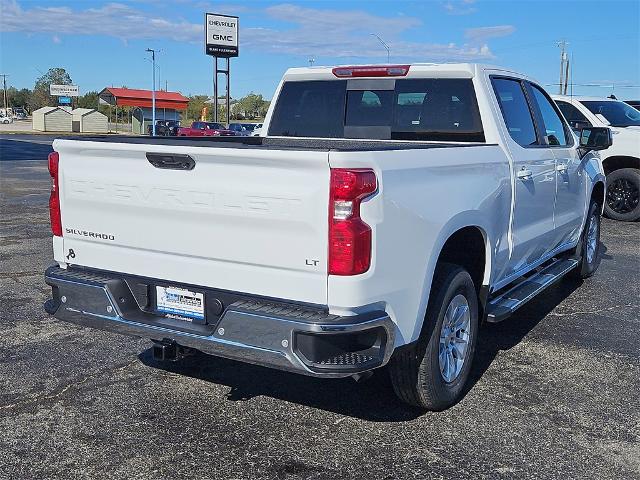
[53,139,330,305]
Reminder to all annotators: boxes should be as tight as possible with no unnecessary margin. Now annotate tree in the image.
[6,87,32,111]
[185,95,210,123]
[77,91,99,109]
[234,93,270,119]
[31,67,73,109]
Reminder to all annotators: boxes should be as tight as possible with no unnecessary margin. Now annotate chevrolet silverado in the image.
[44,64,611,410]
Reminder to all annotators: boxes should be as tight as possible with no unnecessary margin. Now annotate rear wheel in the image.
[388,263,478,410]
[604,168,640,221]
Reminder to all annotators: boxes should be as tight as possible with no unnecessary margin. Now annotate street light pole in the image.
[370,33,390,63]
[0,74,8,111]
[146,48,156,136]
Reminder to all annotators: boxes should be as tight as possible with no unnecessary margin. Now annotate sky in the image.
[1,0,639,101]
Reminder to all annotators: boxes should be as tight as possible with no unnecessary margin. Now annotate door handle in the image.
[516,167,533,180]
[556,163,568,173]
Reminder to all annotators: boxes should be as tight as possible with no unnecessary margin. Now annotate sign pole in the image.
[214,56,218,122]
[226,57,230,125]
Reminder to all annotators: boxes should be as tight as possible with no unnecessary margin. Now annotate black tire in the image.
[572,200,602,279]
[388,263,478,410]
[604,168,640,221]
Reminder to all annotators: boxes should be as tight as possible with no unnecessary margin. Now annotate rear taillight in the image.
[329,169,377,275]
[332,65,410,78]
[48,151,62,237]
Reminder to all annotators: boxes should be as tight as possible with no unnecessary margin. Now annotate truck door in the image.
[528,83,586,248]
[491,77,557,279]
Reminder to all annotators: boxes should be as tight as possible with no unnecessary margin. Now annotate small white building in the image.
[72,108,108,133]
[32,106,72,132]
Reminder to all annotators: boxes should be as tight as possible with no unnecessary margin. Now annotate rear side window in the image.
[269,78,484,141]
[491,78,538,147]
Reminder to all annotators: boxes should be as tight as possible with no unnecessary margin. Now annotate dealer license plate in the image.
[155,286,205,321]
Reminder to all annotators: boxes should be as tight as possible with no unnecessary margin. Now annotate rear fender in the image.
[411,212,492,343]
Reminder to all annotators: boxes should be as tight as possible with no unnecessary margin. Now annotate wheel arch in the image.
[602,155,640,175]
[591,180,605,214]
[412,215,492,342]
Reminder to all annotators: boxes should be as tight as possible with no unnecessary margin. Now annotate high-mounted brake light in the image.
[48,151,62,237]
[332,65,410,78]
[329,169,377,275]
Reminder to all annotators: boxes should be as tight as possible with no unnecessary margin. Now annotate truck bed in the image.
[61,134,496,151]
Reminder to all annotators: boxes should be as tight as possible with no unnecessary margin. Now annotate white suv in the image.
[553,95,640,221]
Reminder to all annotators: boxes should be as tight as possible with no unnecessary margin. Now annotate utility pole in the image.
[563,54,570,95]
[556,40,569,95]
[146,48,157,136]
[0,74,8,111]
[371,33,390,63]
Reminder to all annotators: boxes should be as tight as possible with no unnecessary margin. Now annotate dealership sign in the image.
[205,13,238,57]
[50,84,79,97]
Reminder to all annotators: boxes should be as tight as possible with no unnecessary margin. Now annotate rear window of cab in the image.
[268,79,485,142]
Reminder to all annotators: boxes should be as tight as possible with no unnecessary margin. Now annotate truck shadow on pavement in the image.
[138,246,607,422]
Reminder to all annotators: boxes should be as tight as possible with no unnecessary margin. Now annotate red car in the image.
[177,122,237,137]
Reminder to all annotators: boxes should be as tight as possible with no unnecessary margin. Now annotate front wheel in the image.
[388,263,478,410]
[604,168,640,221]
[573,199,602,279]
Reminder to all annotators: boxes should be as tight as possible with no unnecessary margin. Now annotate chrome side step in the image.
[485,258,579,323]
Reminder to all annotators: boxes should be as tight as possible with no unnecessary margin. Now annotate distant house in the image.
[71,108,108,133]
[32,107,72,132]
[99,87,189,134]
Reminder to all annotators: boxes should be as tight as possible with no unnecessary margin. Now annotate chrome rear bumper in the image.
[44,266,395,378]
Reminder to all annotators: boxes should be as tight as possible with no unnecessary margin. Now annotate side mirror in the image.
[578,126,612,152]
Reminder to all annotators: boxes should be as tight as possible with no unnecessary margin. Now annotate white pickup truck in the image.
[44,64,611,410]
[553,95,640,221]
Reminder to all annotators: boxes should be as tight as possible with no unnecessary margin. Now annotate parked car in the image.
[148,120,181,136]
[0,115,14,124]
[45,63,610,410]
[553,95,640,221]
[228,123,249,136]
[241,123,258,134]
[624,100,640,111]
[13,107,27,119]
[251,123,263,137]
[176,121,236,137]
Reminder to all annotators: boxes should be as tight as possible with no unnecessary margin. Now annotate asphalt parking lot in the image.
[1,134,639,480]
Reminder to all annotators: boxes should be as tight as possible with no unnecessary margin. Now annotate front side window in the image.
[581,100,640,127]
[491,78,538,147]
[530,85,569,146]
